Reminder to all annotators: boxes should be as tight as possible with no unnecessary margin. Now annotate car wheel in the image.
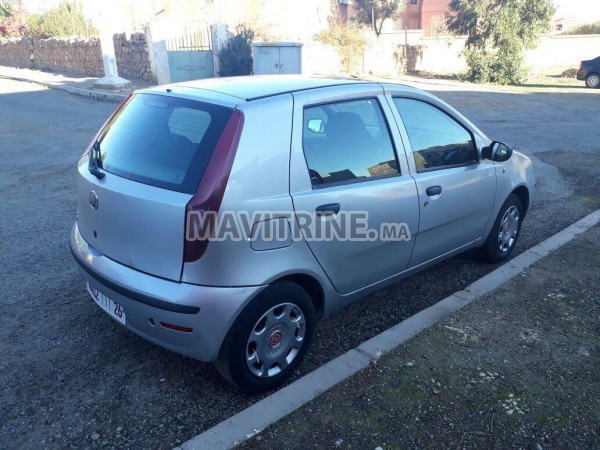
[585,73,600,89]
[478,194,523,263]
[215,280,316,393]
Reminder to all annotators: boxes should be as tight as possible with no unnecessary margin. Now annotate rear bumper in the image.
[576,69,587,81]
[70,222,266,362]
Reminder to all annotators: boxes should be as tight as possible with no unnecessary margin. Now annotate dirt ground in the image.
[241,225,600,450]
[1,73,599,450]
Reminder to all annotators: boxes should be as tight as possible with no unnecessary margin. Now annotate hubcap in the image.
[498,205,519,253]
[246,303,306,378]
[588,75,600,88]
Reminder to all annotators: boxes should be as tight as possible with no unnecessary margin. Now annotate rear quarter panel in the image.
[181,94,331,289]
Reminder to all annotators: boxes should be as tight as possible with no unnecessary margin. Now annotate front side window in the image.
[393,98,478,172]
[302,98,399,187]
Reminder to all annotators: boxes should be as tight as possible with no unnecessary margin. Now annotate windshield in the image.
[98,93,233,194]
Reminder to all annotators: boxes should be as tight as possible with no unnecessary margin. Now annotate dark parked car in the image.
[577,56,600,88]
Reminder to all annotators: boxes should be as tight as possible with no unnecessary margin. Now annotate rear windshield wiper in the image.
[88,140,105,179]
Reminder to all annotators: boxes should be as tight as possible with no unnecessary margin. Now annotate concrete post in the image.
[93,13,131,90]
[210,24,232,77]
[145,23,171,85]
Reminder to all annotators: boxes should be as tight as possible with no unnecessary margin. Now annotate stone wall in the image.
[113,32,155,83]
[0,33,156,82]
[0,38,32,68]
[33,37,103,76]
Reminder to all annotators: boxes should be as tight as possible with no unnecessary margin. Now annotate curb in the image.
[181,208,600,450]
[1,74,128,102]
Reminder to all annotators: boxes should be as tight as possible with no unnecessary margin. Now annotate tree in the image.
[353,0,404,37]
[218,25,254,77]
[26,0,97,39]
[315,23,368,74]
[0,0,19,17]
[565,21,600,35]
[0,0,26,38]
[447,0,554,84]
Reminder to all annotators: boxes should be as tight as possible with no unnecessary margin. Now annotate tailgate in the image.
[77,162,191,281]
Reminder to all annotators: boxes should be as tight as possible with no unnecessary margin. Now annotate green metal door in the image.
[166,27,214,82]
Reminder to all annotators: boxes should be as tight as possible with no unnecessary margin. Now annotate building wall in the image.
[420,0,451,34]
[208,0,332,41]
[354,31,600,77]
[395,0,422,30]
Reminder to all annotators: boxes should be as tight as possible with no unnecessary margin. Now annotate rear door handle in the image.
[426,185,442,197]
[316,203,341,217]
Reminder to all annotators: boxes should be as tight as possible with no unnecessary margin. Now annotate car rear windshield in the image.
[98,93,233,194]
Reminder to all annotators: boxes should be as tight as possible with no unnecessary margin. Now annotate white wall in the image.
[366,32,600,75]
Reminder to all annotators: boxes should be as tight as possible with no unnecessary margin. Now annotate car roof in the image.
[165,75,370,101]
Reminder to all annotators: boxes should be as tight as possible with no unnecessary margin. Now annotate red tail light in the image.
[183,109,245,263]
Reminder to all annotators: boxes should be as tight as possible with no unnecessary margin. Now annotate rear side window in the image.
[393,98,477,172]
[302,98,399,187]
[98,94,233,194]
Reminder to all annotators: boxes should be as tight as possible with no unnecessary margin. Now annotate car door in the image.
[385,91,496,268]
[289,85,419,295]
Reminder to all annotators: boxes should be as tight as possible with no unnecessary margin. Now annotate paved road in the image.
[1,77,599,449]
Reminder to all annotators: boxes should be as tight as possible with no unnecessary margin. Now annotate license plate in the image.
[86,281,126,325]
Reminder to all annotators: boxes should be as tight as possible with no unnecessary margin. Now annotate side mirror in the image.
[482,141,513,162]
[307,119,325,133]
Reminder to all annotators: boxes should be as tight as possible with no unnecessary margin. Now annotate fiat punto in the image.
[71,76,534,392]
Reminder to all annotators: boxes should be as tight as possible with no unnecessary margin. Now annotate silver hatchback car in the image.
[71,76,534,392]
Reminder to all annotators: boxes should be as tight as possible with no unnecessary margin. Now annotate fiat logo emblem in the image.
[89,190,99,210]
[269,332,282,347]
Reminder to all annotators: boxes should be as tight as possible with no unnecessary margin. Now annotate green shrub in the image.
[218,24,254,77]
[448,0,554,85]
[463,48,527,85]
[314,24,368,75]
[565,21,600,35]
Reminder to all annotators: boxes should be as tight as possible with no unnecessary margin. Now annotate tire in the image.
[478,194,523,263]
[215,280,316,393]
[585,73,600,89]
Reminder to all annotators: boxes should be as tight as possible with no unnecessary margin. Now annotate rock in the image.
[335,438,344,446]
[560,68,577,78]
[91,432,100,441]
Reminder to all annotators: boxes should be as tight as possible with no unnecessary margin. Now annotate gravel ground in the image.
[0,77,599,449]
[240,225,600,450]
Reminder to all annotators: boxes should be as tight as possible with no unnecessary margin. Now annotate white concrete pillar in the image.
[145,23,171,85]
[93,11,131,90]
[211,24,232,78]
